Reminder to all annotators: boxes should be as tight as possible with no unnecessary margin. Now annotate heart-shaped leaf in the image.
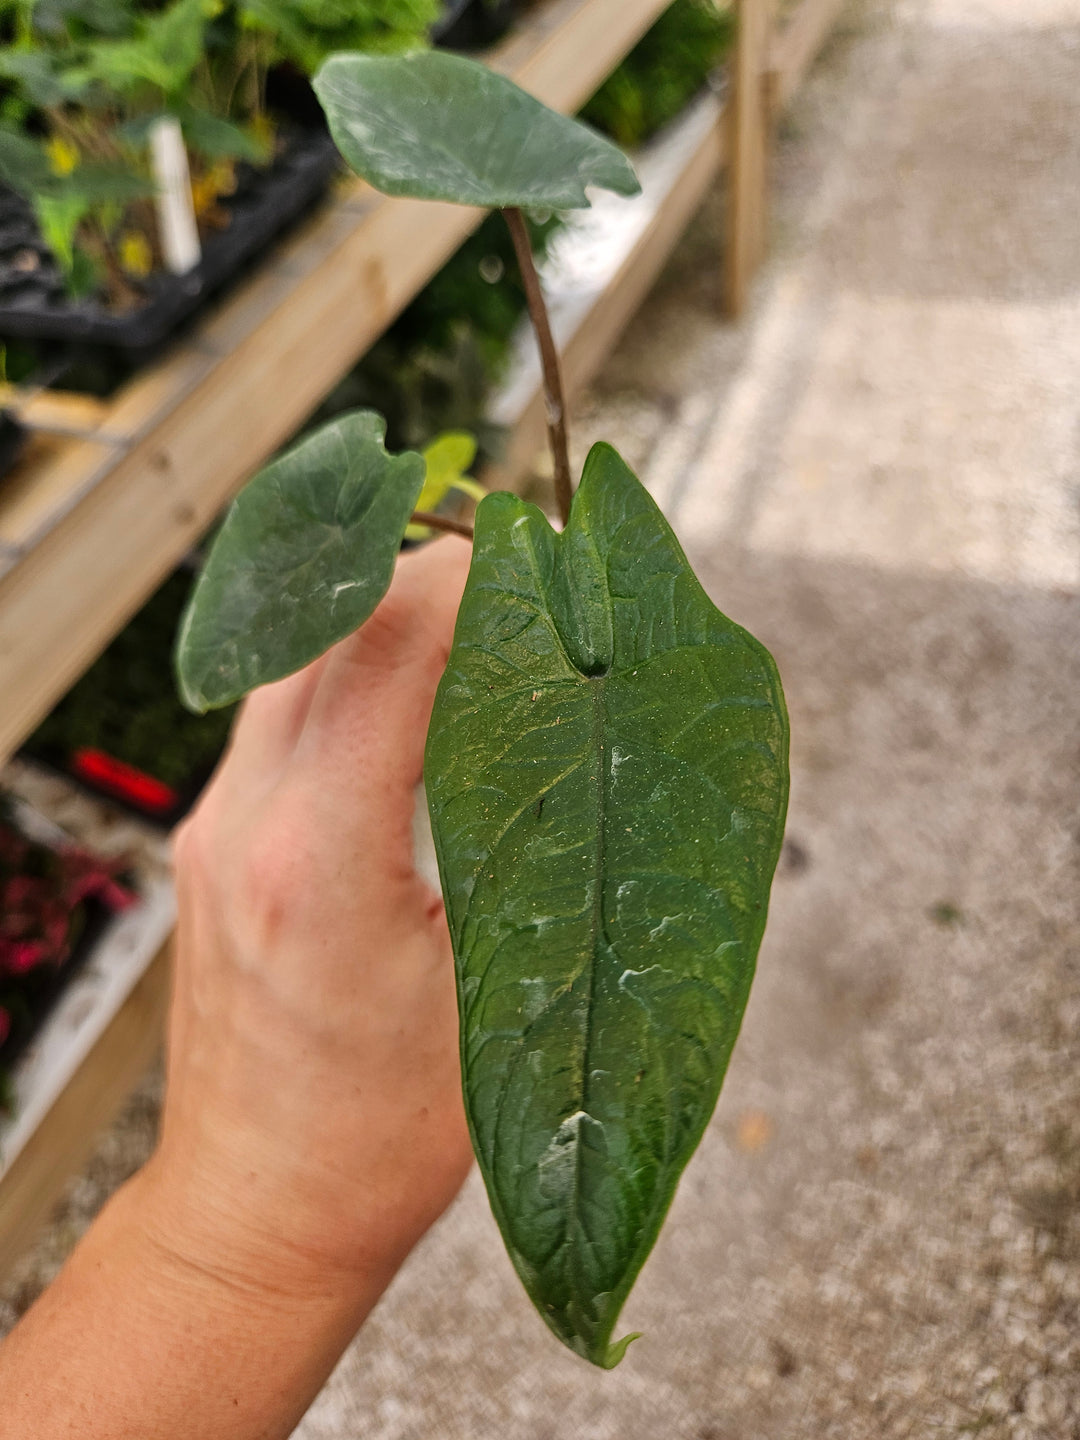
[312,50,641,211]
[425,444,789,1366]
[176,410,425,711]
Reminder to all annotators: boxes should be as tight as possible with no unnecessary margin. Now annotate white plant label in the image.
[149,116,201,275]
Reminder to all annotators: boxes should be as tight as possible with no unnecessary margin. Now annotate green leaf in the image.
[176,410,425,712]
[425,444,789,1366]
[122,107,272,163]
[313,50,641,210]
[0,126,60,199]
[405,430,482,541]
[239,0,437,74]
[176,106,273,163]
[66,162,155,201]
[0,49,92,108]
[72,0,220,98]
[0,129,154,208]
[32,192,89,274]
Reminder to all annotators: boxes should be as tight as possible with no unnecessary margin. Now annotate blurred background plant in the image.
[0,0,438,303]
[0,795,134,1103]
[580,0,732,147]
[24,569,237,803]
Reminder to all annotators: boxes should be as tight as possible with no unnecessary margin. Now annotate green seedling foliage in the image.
[581,0,734,149]
[239,0,438,76]
[118,105,271,162]
[63,0,219,99]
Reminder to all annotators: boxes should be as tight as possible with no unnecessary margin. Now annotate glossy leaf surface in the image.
[176,411,424,711]
[313,50,641,210]
[426,444,789,1365]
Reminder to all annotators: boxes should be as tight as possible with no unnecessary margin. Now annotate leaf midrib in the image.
[564,676,607,1319]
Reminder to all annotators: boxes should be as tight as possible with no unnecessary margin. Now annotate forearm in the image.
[0,1159,384,1440]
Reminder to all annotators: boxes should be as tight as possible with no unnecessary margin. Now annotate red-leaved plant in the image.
[0,809,134,1054]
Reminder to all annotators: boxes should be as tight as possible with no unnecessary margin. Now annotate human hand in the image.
[0,542,476,1440]
[145,537,475,1306]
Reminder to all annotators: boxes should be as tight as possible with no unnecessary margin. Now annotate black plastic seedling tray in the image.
[0,127,341,354]
[434,0,519,47]
[0,411,28,479]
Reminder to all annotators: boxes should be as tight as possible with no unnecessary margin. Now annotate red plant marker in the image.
[71,748,179,816]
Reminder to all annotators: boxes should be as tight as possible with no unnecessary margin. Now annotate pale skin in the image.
[0,540,476,1439]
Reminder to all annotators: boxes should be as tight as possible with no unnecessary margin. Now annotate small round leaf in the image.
[176,411,425,711]
[313,49,641,211]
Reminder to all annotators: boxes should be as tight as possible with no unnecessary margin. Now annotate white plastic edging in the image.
[486,87,724,430]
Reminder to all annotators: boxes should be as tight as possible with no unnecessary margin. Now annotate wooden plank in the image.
[724,0,773,317]
[768,0,847,115]
[0,0,675,768]
[99,344,217,444]
[489,0,671,106]
[0,434,120,559]
[0,389,111,438]
[0,943,170,1281]
[489,95,727,491]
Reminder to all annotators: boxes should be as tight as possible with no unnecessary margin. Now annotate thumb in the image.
[293,539,472,829]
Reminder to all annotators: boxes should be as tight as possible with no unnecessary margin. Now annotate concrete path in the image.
[293,1,1080,1435]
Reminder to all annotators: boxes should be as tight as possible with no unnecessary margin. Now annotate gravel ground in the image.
[3,0,1079,1434]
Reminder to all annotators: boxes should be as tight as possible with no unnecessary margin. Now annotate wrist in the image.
[128,1147,395,1322]
[1,1151,388,1439]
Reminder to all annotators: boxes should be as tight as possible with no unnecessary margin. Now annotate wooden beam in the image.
[768,0,847,115]
[723,0,773,317]
[0,944,171,1281]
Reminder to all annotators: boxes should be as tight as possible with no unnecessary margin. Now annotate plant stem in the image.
[411,510,474,540]
[502,206,572,526]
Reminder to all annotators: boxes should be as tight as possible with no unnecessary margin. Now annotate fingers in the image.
[295,539,471,807]
[218,652,332,792]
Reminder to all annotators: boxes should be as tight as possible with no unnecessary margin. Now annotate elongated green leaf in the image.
[312,50,640,210]
[176,411,425,712]
[426,444,789,1366]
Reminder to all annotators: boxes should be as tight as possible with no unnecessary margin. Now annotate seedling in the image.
[0,0,439,299]
[176,49,789,1368]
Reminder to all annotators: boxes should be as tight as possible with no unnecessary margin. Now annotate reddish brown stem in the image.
[411,510,474,540]
[503,206,572,526]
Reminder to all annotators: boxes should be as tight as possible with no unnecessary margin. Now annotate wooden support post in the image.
[724,0,773,317]
[0,944,171,1280]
